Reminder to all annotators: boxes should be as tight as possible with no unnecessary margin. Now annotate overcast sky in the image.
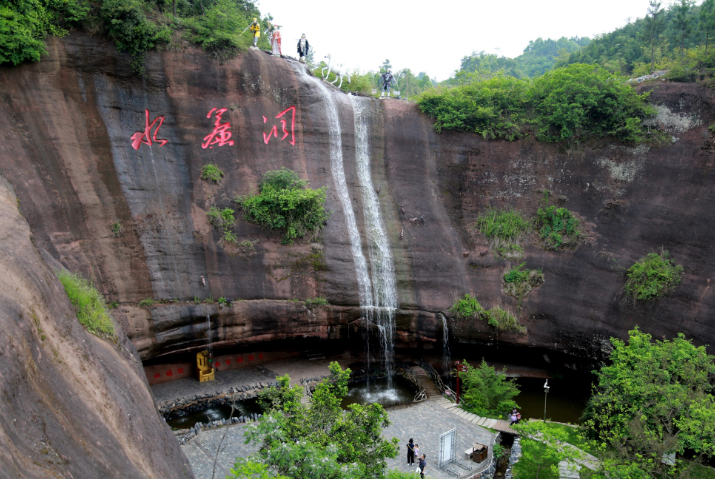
[258,0,701,81]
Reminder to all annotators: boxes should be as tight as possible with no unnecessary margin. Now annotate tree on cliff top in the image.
[584,328,715,476]
[231,362,399,479]
[1,0,269,70]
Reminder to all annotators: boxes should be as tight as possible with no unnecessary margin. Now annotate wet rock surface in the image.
[0,176,193,478]
[1,34,715,365]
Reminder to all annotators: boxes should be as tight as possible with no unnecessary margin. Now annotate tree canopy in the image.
[584,328,715,476]
[231,362,399,479]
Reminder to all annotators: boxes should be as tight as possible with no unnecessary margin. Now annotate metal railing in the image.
[419,358,457,398]
[395,362,427,402]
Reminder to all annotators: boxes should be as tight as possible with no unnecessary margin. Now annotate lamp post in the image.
[543,379,550,421]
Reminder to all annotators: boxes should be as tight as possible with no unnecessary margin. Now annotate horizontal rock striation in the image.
[1,34,715,365]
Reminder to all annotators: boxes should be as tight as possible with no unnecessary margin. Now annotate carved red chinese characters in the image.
[263,106,296,145]
[203,108,235,149]
[131,110,168,150]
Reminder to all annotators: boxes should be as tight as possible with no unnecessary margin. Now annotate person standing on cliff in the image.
[379,69,396,98]
[249,18,261,47]
[297,34,310,63]
[271,25,282,56]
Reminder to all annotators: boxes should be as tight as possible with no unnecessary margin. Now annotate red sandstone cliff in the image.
[0,175,193,478]
[1,34,714,364]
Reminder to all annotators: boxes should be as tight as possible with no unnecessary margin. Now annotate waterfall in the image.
[350,95,398,381]
[440,313,451,377]
[290,64,399,379]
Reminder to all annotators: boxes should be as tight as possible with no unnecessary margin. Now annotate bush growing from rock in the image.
[533,205,581,250]
[201,164,224,183]
[236,168,330,245]
[624,251,683,301]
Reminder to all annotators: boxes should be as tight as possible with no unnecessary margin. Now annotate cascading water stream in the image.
[349,95,398,383]
[440,313,451,378]
[290,64,399,382]
[290,66,373,305]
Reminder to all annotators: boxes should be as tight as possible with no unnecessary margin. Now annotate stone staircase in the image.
[432,396,518,435]
[412,366,441,400]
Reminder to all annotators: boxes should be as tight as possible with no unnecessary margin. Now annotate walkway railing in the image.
[395,362,427,402]
[419,358,457,398]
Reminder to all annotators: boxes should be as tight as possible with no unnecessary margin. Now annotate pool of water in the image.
[167,398,263,430]
[512,377,591,424]
[341,376,416,409]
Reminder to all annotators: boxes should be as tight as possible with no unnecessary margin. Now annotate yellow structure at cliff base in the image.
[196,350,215,382]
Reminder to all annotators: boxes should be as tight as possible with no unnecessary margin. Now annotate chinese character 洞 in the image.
[131,110,168,150]
[263,106,296,145]
[203,108,235,149]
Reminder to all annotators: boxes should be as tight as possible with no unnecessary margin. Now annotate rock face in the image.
[0,175,193,477]
[1,34,715,364]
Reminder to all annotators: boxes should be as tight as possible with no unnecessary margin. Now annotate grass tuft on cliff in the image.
[624,251,684,302]
[449,294,526,335]
[57,271,115,337]
[475,208,529,259]
[236,168,330,245]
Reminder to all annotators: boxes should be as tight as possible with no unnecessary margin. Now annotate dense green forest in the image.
[455,36,591,81]
[557,0,715,76]
[0,0,271,70]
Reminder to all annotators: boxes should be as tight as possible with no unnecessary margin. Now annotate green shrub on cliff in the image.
[624,251,684,301]
[0,0,88,65]
[449,294,485,319]
[236,168,330,245]
[206,206,237,244]
[201,164,224,183]
[417,64,657,144]
[533,205,581,250]
[2,0,269,70]
[57,271,115,337]
[503,263,544,300]
[449,294,526,334]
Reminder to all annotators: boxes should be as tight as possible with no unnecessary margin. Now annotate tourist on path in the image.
[407,438,415,465]
[419,454,427,478]
[414,444,420,462]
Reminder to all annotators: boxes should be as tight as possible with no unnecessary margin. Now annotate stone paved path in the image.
[434,397,518,435]
[152,367,275,404]
[182,401,498,479]
[152,357,351,405]
[181,424,258,479]
[413,366,441,400]
[384,402,497,478]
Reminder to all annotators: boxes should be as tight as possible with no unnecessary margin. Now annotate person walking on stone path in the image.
[414,444,420,462]
[419,454,427,478]
[407,438,416,465]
